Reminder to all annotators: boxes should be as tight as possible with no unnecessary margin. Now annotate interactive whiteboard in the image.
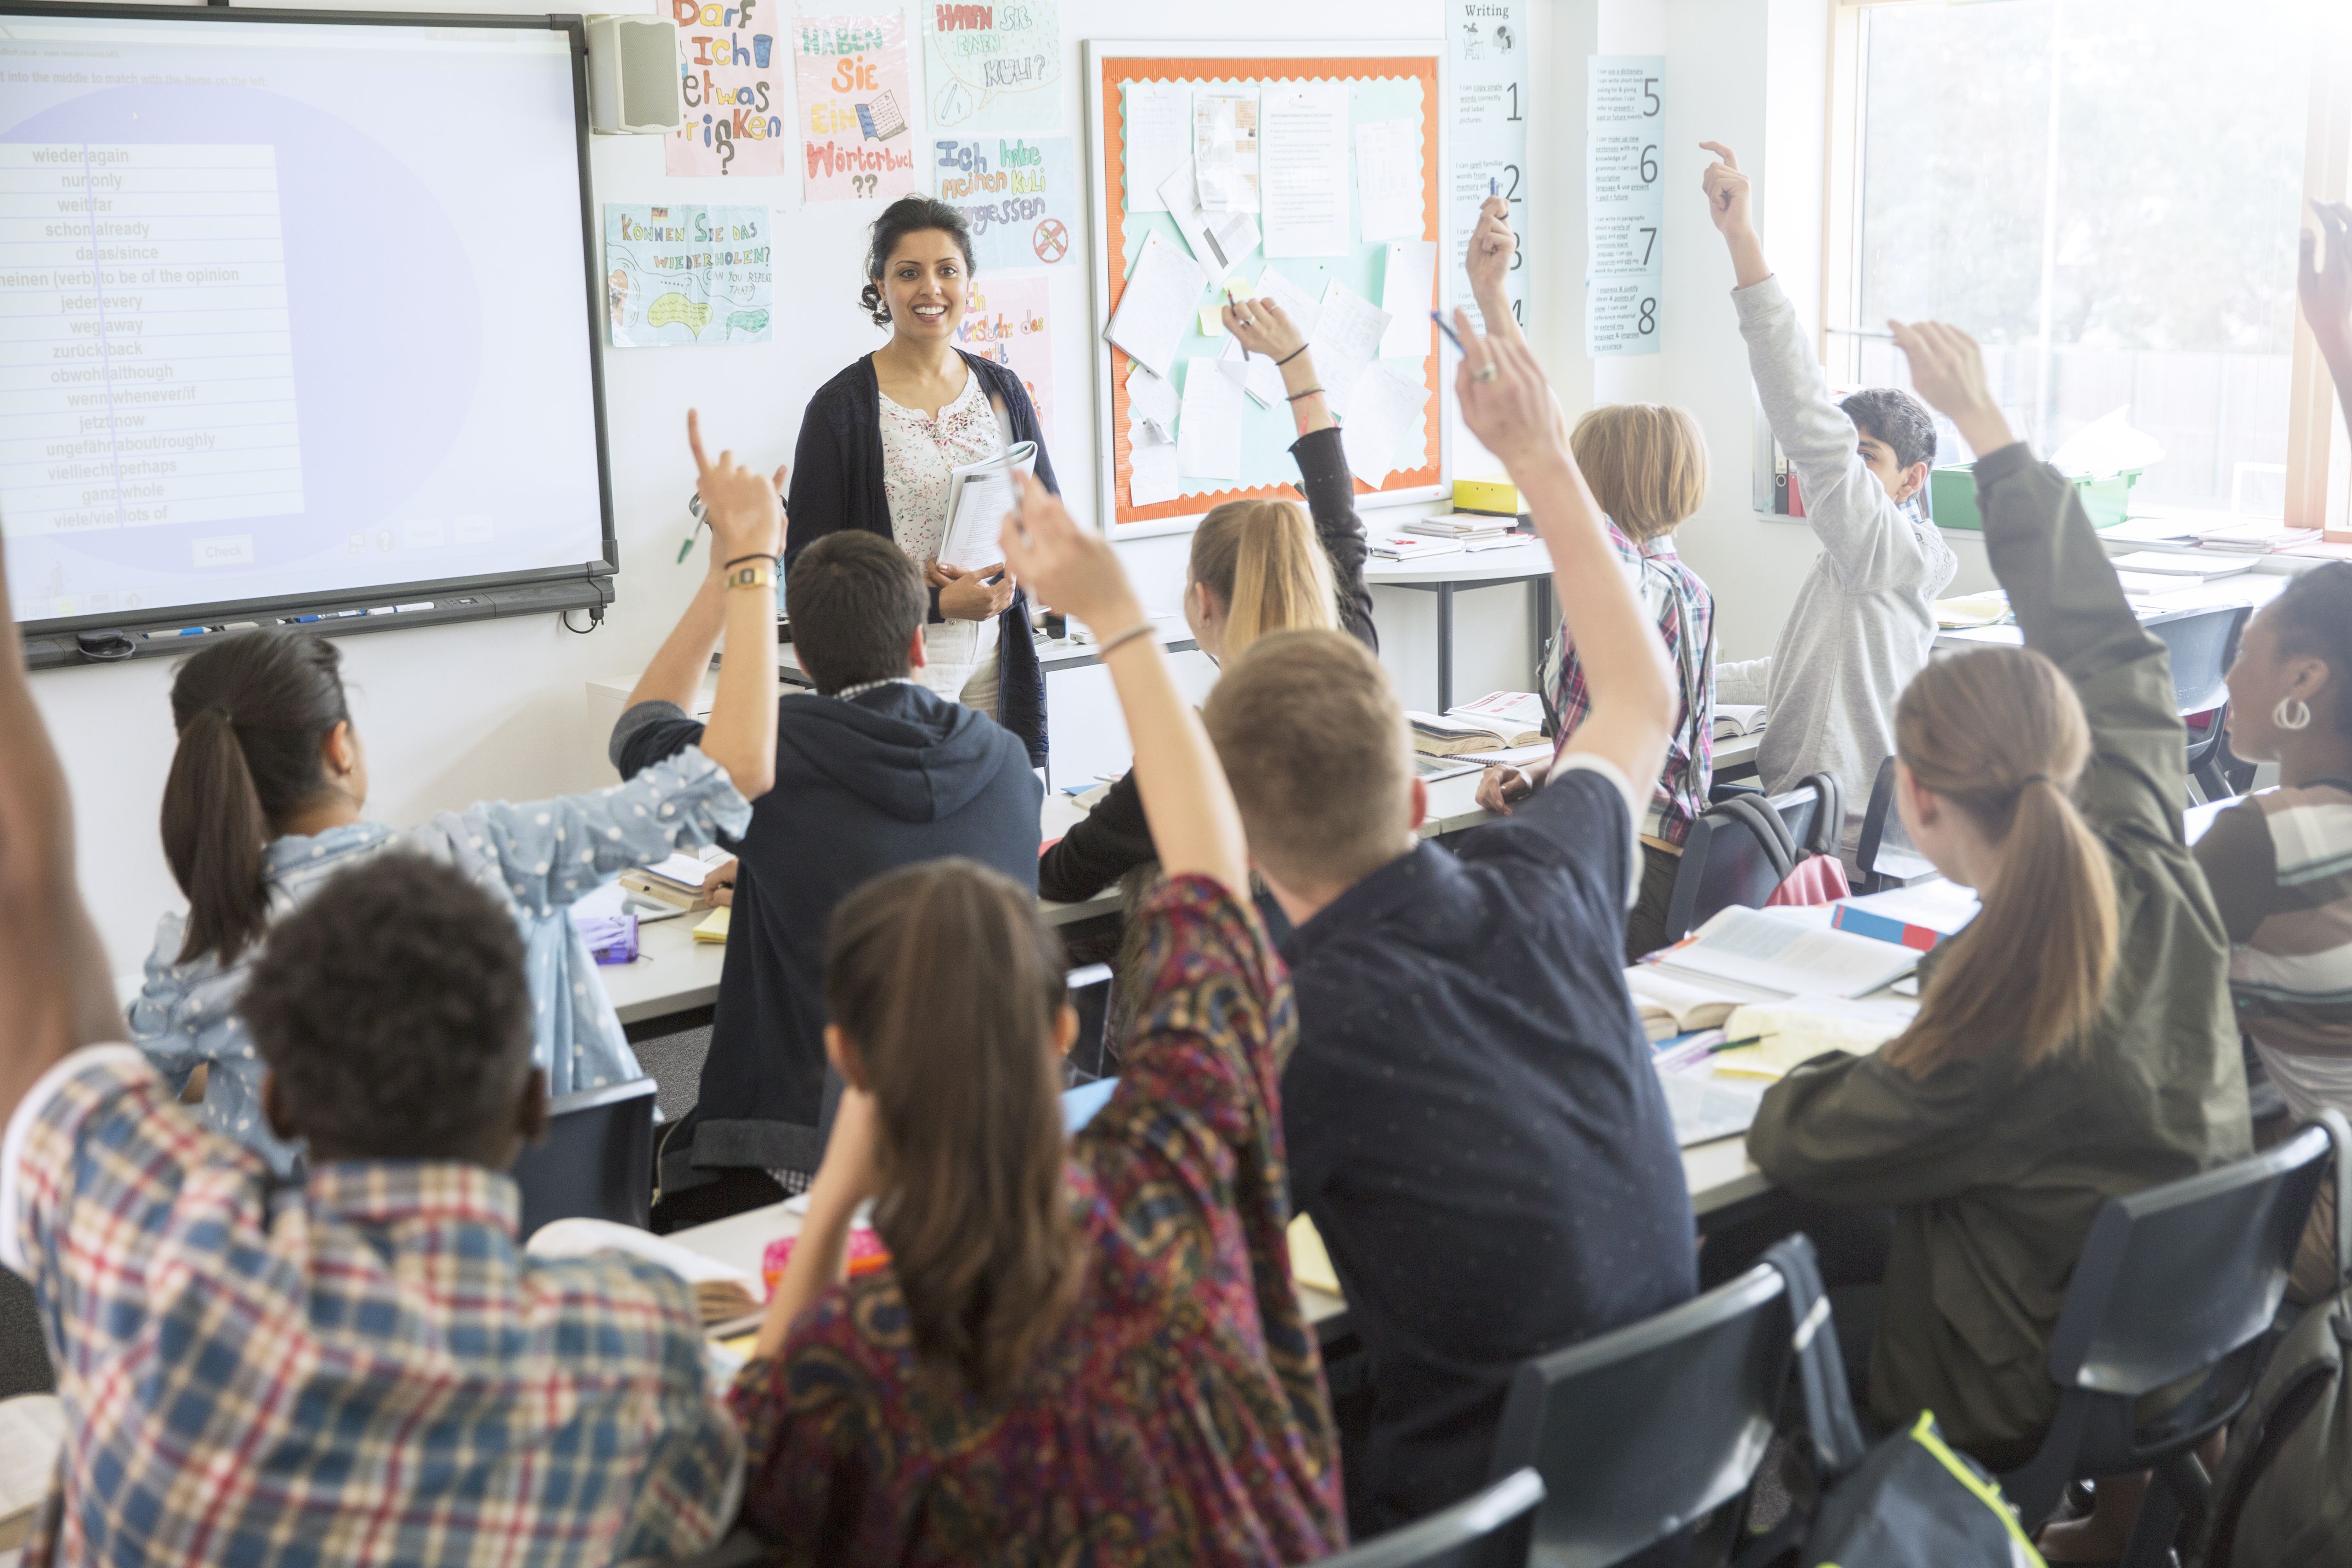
[0,5,614,663]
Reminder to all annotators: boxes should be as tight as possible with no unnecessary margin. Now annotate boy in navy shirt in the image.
[1203,314,1696,1531]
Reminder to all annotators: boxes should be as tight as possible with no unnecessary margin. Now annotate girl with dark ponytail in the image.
[131,414,792,1174]
[1732,321,2248,1492]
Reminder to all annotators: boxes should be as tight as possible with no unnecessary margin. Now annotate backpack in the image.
[2194,1111,2352,1568]
[1734,1237,2048,1568]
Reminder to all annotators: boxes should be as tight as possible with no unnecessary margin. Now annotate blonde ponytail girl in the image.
[1188,499,1338,657]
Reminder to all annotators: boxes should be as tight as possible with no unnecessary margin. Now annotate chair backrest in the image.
[1486,1264,1791,1568]
[1313,1469,1545,1568]
[509,1077,658,1240]
[2048,1122,2331,1397]
[1066,962,1114,1081]
[1660,779,1837,944]
[2146,604,2251,718]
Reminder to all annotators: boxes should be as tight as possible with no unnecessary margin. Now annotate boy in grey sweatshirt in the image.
[1701,143,1956,849]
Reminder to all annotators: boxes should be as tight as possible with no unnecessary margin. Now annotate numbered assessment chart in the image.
[0,142,305,558]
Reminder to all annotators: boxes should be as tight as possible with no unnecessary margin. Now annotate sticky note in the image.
[1198,306,1228,337]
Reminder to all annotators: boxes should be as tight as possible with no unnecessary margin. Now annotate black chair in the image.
[1998,1115,2340,1566]
[1065,962,1114,1082]
[2145,603,2251,803]
[1851,756,1938,895]
[509,1076,658,1240]
[1313,1469,1545,1568]
[1658,774,1841,945]
[1486,1263,1792,1568]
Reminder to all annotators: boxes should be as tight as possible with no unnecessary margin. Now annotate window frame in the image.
[1818,0,2352,531]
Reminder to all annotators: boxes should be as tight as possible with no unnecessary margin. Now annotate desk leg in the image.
[1436,583,1454,712]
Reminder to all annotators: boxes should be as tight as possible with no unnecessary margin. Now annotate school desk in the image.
[1365,539,1557,713]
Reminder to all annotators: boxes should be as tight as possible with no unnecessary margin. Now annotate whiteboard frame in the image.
[1082,38,1451,540]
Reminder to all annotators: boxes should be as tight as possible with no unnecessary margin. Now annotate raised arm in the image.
[1892,319,2183,835]
[2303,200,2352,449]
[1453,309,1674,797]
[0,529,119,1125]
[998,478,1249,898]
[666,412,783,801]
[630,450,789,735]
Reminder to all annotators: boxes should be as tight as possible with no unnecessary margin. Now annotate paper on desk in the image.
[1310,282,1393,419]
[1105,231,1207,380]
[1261,82,1350,257]
[1655,905,1920,999]
[1379,239,1438,359]
[1124,80,1192,213]
[1656,1064,1767,1148]
[1193,91,1260,212]
[1355,117,1422,242]
[1177,357,1246,480]
[1159,162,1262,273]
[1288,1212,1342,1295]
[528,1218,758,1286]
[1713,996,1916,1078]
[1130,425,1181,507]
[1340,363,1430,484]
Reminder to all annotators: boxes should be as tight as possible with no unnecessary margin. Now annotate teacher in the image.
[785,195,1058,766]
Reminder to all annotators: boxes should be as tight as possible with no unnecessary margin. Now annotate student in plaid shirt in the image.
[0,425,787,1565]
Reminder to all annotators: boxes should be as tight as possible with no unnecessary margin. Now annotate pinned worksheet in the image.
[1221,336,1286,408]
[1131,425,1181,506]
[1193,92,1261,212]
[1159,163,1262,273]
[1261,83,1351,257]
[1378,239,1439,359]
[1105,230,1208,379]
[1124,81,1192,212]
[1340,366,1431,486]
[1307,281,1393,419]
[1354,118,1422,243]
[1176,357,1247,480]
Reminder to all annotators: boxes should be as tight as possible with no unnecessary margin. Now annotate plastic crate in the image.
[1929,464,2139,532]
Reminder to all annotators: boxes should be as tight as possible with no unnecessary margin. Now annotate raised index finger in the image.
[1698,141,1739,170]
[686,408,713,477]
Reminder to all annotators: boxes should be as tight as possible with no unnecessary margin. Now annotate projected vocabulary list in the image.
[0,143,305,545]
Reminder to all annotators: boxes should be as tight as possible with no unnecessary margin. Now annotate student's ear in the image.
[321,719,358,782]
[514,1065,549,1148]
[1052,1002,1079,1059]
[1898,461,1930,506]
[825,1023,871,1091]
[1896,759,1939,828]
[261,1070,299,1143]
[1408,776,1429,834]
[906,626,928,672]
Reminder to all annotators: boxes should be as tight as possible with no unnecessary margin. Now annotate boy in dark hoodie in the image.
[612,528,1041,1228]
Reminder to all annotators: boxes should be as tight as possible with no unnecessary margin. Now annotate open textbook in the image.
[1650,905,1922,999]
[937,441,1040,572]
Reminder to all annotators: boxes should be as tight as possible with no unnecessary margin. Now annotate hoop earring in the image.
[2276,696,2312,732]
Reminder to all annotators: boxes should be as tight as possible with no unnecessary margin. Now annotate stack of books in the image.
[618,852,722,911]
[1398,512,1517,545]
[1369,533,1463,561]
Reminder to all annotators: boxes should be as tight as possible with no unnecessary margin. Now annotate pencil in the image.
[1430,310,1464,353]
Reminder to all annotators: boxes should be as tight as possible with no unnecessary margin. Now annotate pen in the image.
[1489,175,1497,197]
[1430,309,1464,354]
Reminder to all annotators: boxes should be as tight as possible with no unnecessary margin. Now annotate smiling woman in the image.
[779,195,1062,765]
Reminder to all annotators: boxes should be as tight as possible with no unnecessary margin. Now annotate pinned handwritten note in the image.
[925,0,1062,134]
[1378,238,1438,358]
[1340,364,1431,485]
[1123,80,1192,214]
[1261,83,1350,257]
[1105,230,1207,380]
[1177,357,1246,481]
[1193,92,1260,213]
[1354,117,1422,243]
[795,13,921,203]
[1306,281,1392,419]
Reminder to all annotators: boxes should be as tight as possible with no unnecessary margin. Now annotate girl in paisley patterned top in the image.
[727,475,1346,1566]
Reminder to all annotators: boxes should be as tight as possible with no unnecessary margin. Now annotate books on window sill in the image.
[2105,550,2255,582]
[1712,704,1768,740]
[2188,521,2322,553]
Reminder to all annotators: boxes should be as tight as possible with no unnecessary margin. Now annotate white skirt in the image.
[918,612,1001,717]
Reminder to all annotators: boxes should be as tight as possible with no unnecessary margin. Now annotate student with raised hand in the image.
[1203,311,1693,1531]
[1037,292,1374,907]
[130,413,781,1175]
[724,475,1345,1567]
[0,549,743,1565]
[1736,321,2248,1483]
[1699,142,1956,851]
[612,524,1041,1230]
[2302,198,2352,444]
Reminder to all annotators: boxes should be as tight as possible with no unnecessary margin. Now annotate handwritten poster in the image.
[605,204,775,346]
[795,13,922,203]
[1585,55,1664,356]
[1448,0,1527,332]
[665,0,792,177]
[933,135,1078,272]
[925,0,1062,134]
[955,270,1055,443]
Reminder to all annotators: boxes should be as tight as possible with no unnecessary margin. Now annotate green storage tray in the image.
[1930,464,2139,532]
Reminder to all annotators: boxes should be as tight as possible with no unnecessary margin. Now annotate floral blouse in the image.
[878,369,1003,565]
[727,876,1347,1567]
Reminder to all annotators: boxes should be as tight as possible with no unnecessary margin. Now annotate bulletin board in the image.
[1083,41,1450,538]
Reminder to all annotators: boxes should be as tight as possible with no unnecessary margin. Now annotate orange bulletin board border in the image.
[1084,42,1448,536]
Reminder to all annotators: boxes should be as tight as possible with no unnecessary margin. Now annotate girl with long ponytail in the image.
[130,414,792,1175]
[1731,322,2248,1490]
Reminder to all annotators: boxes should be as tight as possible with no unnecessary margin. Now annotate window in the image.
[1828,0,2335,522]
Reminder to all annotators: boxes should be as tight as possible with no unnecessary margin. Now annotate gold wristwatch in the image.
[724,559,775,590]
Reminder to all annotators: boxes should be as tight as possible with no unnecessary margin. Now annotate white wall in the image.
[36,0,1559,976]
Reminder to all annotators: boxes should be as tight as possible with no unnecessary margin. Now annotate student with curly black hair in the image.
[772,194,1061,765]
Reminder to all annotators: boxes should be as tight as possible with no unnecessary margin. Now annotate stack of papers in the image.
[1401,512,1515,542]
[2106,550,2254,581]
[1370,533,1460,560]
[2190,521,2320,553]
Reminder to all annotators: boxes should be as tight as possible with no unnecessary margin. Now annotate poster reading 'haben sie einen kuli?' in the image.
[666,0,792,177]
[796,13,923,203]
